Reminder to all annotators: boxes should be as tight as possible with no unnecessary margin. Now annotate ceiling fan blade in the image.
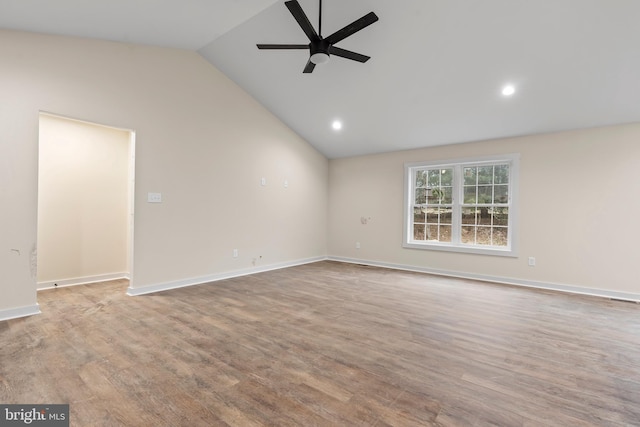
[285,0,319,42]
[257,44,309,49]
[329,46,370,63]
[325,12,378,45]
[303,59,316,73]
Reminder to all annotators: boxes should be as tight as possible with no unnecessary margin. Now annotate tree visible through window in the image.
[413,168,453,243]
[404,155,518,256]
[461,164,509,246]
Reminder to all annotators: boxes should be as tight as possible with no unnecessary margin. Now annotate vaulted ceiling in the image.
[2,0,639,158]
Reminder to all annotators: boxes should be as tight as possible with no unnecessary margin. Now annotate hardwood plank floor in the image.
[1,261,639,426]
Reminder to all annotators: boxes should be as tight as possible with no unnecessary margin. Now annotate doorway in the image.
[37,113,135,290]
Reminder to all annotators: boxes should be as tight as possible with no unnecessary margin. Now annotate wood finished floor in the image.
[1,261,640,426]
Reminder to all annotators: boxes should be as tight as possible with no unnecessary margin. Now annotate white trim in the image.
[402,241,517,257]
[404,153,521,169]
[38,273,130,290]
[328,256,640,303]
[0,304,41,322]
[127,130,136,290]
[126,257,327,296]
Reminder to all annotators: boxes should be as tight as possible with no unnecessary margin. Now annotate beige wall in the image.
[0,30,327,313]
[37,114,130,287]
[2,28,637,316]
[329,124,640,296]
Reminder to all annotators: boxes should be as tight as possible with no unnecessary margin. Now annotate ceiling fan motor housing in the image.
[310,39,331,64]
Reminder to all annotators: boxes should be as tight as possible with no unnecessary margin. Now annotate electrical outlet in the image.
[233,249,238,258]
[356,242,361,249]
[147,192,162,203]
[528,257,536,267]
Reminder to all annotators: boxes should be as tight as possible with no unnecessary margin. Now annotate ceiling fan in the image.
[257,0,379,73]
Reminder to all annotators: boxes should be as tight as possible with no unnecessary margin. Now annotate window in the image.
[404,154,519,256]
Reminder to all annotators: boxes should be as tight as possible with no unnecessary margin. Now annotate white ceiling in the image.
[2,0,640,158]
[0,0,280,50]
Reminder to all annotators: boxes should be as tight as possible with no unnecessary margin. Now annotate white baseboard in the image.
[328,256,640,303]
[38,272,130,290]
[127,256,327,296]
[0,304,41,322]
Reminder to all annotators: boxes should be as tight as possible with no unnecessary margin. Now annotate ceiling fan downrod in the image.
[318,0,322,37]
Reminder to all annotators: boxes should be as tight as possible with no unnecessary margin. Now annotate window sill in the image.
[403,241,518,258]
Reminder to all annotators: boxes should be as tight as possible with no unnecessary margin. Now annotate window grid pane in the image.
[411,167,453,243]
[435,168,452,242]
[460,164,509,247]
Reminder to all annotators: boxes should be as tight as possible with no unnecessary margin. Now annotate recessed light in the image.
[501,84,516,97]
[332,120,343,131]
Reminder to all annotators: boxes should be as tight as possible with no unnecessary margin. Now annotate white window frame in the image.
[403,154,519,257]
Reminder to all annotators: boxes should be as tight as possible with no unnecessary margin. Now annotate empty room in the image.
[1,1,639,425]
